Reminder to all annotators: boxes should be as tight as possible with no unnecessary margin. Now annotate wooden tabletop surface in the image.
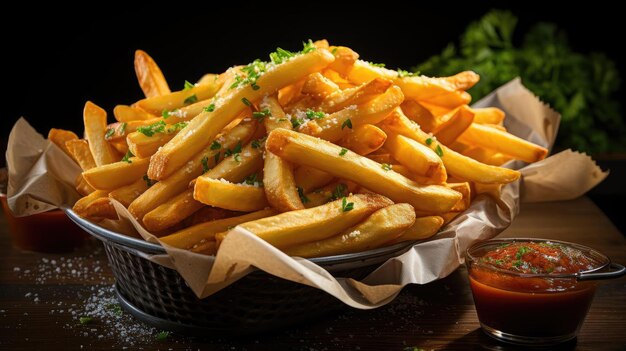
[1,196,625,350]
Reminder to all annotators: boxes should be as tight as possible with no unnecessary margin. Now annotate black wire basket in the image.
[65,209,413,335]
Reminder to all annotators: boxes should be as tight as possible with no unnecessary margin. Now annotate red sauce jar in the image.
[1,194,88,252]
[466,239,625,346]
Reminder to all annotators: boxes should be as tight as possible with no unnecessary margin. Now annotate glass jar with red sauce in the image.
[466,238,625,346]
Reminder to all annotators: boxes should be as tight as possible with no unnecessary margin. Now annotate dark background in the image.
[3,2,625,231]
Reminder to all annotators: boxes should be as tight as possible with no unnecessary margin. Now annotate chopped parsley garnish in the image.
[79,317,93,325]
[107,303,123,316]
[302,39,316,53]
[291,117,303,129]
[233,153,242,162]
[330,183,347,201]
[512,260,523,268]
[397,69,419,78]
[368,61,386,68]
[162,110,170,119]
[166,122,188,133]
[270,47,296,65]
[244,173,259,185]
[516,246,532,260]
[341,197,354,212]
[339,148,348,156]
[201,156,210,174]
[204,103,216,112]
[381,163,392,171]
[230,75,243,90]
[241,97,252,106]
[305,108,325,120]
[210,140,221,150]
[297,187,310,203]
[156,331,169,341]
[121,150,134,163]
[119,122,127,134]
[435,145,444,157]
[213,152,220,164]
[143,175,155,187]
[252,108,271,120]
[137,121,166,137]
[183,80,195,90]
[230,60,267,90]
[341,119,352,130]
[425,137,433,145]
[184,94,198,105]
[251,137,266,149]
[105,128,115,139]
[224,142,242,157]
[277,118,288,122]
[331,47,338,55]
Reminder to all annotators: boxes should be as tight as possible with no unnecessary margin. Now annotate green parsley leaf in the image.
[143,175,155,187]
[79,316,93,325]
[165,122,188,133]
[277,118,288,122]
[244,173,259,185]
[435,145,444,157]
[425,137,433,145]
[156,331,169,341]
[341,197,354,212]
[241,97,252,106]
[252,108,271,120]
[162,110,170,119]
[270,47,296,65]
[201,156,210,174]
[339,148,348,156]
[291,117,302,129]
[210,141,221,150]
[330,183,347,201]
[381,163,392,171]
[251,137,266,149]
[297,187,310,203]
[137,121,166,137]
[341,119,352,130]
[229,75,243,90]
[397,68,418,77]
[302,39,316,53]
[121,150,134,163]
[233,153,241,162]
[184,94,198,105]
[305,108,325,120]
[331,47,338,55]
[184,80,195,90]
[204,103,216,112]
[224,141,242,157]
[516,246,532,260]
[214,152,220,164]
[367,61,386,68]
[105,128,115,139]
[119,122,127,134]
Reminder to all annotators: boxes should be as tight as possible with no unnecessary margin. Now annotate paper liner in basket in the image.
[6,79,608,308]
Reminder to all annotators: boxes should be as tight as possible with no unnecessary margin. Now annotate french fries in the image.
[55,41,548,259]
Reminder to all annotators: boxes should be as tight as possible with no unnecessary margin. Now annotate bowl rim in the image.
[64,208,418,266]
[466,238,610,279]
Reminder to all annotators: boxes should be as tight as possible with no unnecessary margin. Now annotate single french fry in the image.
[127,131,176,159]
[134,49,171,98]
[447,182,471,212]
[83,102,119,166]
[340,124,386,156]
[266,129,461,213]
[400,100,438,133]
[285,203,416,258]
[82,157,150,190]
[299,85,403,142]
[128,121,257,220]
[387,216,444,243]
[234,194,393,249]
[108,177,149,207]
[469,107,505,125]
[260,95,304,212]
[72,190,117,220]
[148,49,335,180]
[437,71,480,91]
[113,105,157,122]
[193,178,268,212]
[441,212,461,225]
[301,72,339,98]
[65,140,97,171]
[432,105,475,145]
[318,77,392,113]
[347,60,470,108]
[485,153,513,166]
[48,129,78,157]
[159,209,276,250]
[134,82,221,115]
[143,189,204,232]
[303,181,359,208]
[383,132,447,183]
[458,123,548,163]
[327,46,359,76]
[381,111,520,184]
[75,174,94,196]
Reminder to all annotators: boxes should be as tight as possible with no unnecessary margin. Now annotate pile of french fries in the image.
[49,40,548,258]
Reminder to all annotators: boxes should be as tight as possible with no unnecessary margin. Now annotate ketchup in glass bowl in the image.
[466,238,625,346]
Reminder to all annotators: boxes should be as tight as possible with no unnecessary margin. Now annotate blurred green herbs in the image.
[415,10,623,154]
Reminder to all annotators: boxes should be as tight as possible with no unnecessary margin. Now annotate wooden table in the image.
[1,197,625,350]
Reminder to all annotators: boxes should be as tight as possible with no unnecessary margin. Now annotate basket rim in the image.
[65,209,416,266]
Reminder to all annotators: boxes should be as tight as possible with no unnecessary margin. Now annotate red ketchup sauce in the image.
[467,241,604,341]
